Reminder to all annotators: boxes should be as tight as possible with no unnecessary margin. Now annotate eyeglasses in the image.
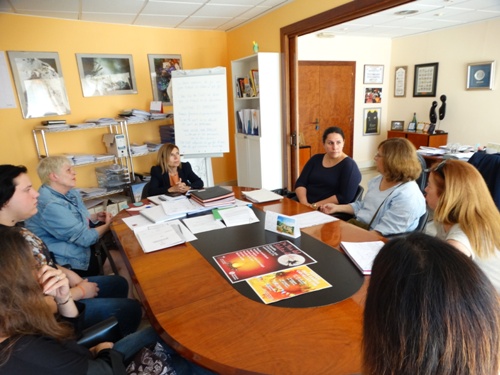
[427,160,447,178]
[374,152,384,159]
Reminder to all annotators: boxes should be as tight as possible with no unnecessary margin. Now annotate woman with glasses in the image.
[294,127,361,210]
[320,138,425,236]
[425,159,500,293]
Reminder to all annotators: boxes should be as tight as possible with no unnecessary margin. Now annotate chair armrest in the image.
[77,316,123,348]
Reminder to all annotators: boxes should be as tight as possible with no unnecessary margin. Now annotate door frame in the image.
[280,0,413,188]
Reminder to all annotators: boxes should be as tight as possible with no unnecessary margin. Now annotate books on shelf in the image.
[249,69,259,96]
[340,241,385,275]
[242,189,282,203]
[236,109,260,135]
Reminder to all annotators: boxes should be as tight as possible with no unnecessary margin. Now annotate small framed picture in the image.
[394,66,407,97]
[148,54,183,105]
[363,65,384,84]
[390,120,404,130]
[408,121,416,131]
[364,87,382,103]
[413,62,438,97]
[363,107,381,136]
[466,61,495,90]
[417,122,426,131]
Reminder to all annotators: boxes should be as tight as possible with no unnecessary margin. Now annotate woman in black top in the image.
[149,143,204,196]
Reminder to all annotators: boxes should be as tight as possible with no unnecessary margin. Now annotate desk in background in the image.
[111,187,384,375]
[388,130,448,149]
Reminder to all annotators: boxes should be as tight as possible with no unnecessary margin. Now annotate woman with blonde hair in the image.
[320,138,425,236]
[425,159,500,292]
[149,143,203,196]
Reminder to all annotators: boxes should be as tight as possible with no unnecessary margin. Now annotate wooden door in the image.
[294,61,355,187]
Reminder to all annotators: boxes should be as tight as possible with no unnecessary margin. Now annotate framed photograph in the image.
[408,121,416,131]
[76,54,137,97]
[363,107,381,135]
[364,87,382,103]
[466,61,495,90]
[148,54,182,105]
[416,122,426,131]
[7,51,71,119]
[413,62,438,97]
[394,66,407,97]
[363,64,384,84]
[390,120,404,130]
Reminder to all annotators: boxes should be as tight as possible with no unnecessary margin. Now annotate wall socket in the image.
[486,142,500,153]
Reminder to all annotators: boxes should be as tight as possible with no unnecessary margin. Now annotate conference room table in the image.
[111,187,385,375]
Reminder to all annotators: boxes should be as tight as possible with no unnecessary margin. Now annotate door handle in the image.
[312,118,319,130]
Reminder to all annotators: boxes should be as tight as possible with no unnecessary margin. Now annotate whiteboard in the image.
[172,67,229,156]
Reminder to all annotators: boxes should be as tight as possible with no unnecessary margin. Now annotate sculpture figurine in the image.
[439,94,447,120]
[429,100,438,124]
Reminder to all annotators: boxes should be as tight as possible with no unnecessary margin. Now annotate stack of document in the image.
[242,189,282,203]
[190,186,235,207]
[340,241,385,275]
[139,204,186,223]
[130,143,149,155]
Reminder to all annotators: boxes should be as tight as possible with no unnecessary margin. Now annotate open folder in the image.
[340,241,385,275]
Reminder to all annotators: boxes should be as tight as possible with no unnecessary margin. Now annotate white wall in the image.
[298,34,392,168]
[299,18,500,168]
[389,19,500,148]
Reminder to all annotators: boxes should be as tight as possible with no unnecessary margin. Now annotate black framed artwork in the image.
[413,63,438,97]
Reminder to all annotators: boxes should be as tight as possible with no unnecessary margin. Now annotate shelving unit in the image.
[32,118,172,199]
[231,52,283,190]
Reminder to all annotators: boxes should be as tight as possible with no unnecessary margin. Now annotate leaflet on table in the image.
[147,194,186,205]
[217,205,259,227]
[134,220,196,253]
[246,265,332,304]
[264,211,300,238]
[213,240,317,283]
[339,241,385,275]
[182,214,226,234]
[160,198,211,216]
[291,211,338,228]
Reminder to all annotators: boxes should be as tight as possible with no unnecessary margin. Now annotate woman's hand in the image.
[89,342,114,357]
[38,265,70,303]
[319,203,337,214]
[73,279,99,300]
[169,179,190,194]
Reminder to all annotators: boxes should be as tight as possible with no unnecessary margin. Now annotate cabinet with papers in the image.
[231,52,283,190]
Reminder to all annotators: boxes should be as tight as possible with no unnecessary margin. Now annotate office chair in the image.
[141,181,151,200]
[333,185,364,221]
[467,152,500,210]
[77,316,122,348]
[415,153,428,194]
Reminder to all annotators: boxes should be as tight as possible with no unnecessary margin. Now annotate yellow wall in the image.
[0,13,228,187]
[0,0,348,189]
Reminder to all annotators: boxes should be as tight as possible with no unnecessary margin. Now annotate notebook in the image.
[189,186,234,202]
[139,205,186,223]
[242,189,283,203]
[339,241,385,275]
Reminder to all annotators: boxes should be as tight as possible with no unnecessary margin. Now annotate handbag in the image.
[126,342,177,375]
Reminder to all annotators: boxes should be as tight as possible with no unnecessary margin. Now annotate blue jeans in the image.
[79,275,142,336]
[114,327,216,375]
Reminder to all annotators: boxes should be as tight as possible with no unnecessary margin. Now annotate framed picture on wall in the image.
[363,107,381,135]
[7,51,71,119]
[363,64,384,84]
[76,54,137,97]
[413,62,438,97]
[148,54,183,105]
[364,87,382,103]
[394,66,407,97]
[466,61,495,90]
[390,120,404,130]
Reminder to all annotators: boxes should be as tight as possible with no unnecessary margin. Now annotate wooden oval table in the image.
[111,187,384,375]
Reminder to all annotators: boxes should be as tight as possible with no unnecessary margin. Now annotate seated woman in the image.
[294,127,361,209]
[0,228,215,374]
[363,232,500,375]
[0,164,141,335]
[24,156,133,297]
[149,143,204,196]
[425,159,500,293]
[320,138,425,236]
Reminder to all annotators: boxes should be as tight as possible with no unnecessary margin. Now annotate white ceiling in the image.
[317,0,500,39]
[0,0,294,31]
[1,0,499,35]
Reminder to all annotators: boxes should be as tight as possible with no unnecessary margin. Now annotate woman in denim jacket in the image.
[25,156,133,297]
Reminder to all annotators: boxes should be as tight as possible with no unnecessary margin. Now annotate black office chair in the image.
[333,185,364,221]
[468,151,500,210]
[77,316,123,348]
[415,153,428,194]
[141,181,151,200]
